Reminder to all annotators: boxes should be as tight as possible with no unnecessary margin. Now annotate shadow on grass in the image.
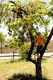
[8,73,48,80]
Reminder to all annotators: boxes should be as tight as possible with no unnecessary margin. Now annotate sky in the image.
[0,0,49,2]
[0,23,11,40]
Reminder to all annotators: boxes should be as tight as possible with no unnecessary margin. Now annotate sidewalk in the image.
[43,52,53,57]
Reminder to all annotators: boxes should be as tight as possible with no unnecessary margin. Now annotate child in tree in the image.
[34,32,44,58]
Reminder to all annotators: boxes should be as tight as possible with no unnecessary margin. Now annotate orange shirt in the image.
[34,34,43,46]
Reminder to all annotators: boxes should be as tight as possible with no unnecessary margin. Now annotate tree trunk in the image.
[1,41,2,53]
[27,28,53,79]
[36,58,42,80]
[27,42,34,60]
[27,29,34,60]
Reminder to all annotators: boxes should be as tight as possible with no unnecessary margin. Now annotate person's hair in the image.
[37,32,41,35]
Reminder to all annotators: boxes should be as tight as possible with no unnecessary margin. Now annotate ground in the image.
[0,47,18,53]
[0,57,53,80]
[0,40,53,80]
[45,40,53,52]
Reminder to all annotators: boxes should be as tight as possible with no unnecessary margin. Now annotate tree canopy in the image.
[0,0,48,29]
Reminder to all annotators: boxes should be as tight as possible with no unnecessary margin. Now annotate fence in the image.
[0,52,21,60]
[0,52,53,60]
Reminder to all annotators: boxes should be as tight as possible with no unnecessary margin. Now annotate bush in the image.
[19,43,30,59]
[9,39,17,48]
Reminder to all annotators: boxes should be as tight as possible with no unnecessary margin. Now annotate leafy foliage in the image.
[9,38,18,48]
[19,43,30,59]
[0,0,50,56]
[48,0,53,18]
[0,0,48,28]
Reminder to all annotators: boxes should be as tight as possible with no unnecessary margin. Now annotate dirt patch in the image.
[45,40,53,52]
[0,47,18,53]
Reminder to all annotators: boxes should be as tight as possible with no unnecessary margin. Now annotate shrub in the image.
[19,43,30,59]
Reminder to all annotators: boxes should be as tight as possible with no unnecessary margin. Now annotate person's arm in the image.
[34,38,37,43]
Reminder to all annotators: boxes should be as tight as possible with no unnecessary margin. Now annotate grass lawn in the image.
[0,57,53,80]
[0,59,35,80]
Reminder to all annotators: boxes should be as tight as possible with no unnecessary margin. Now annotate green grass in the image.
[0,59,35,80]
[0,57,53,80]
[42,57,53,80]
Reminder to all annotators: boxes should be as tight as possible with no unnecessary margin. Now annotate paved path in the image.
[0,52,53,60]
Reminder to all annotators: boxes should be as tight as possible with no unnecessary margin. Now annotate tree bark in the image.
[27,29,34,60]
[27,42,34,60]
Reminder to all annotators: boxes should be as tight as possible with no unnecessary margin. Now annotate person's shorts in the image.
[37,46,42,54]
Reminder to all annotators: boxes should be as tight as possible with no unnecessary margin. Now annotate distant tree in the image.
[0,32,5,53]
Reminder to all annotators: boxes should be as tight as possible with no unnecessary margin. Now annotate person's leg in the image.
[37,46,42,58]
[37,46,40,58]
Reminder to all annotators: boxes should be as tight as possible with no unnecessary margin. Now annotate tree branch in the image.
[28,58,36,64]
[9,1,17,6]
[40,28,53,59]
[27,29,34,60]
[28,28,34,43]
[10,1,28,18]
